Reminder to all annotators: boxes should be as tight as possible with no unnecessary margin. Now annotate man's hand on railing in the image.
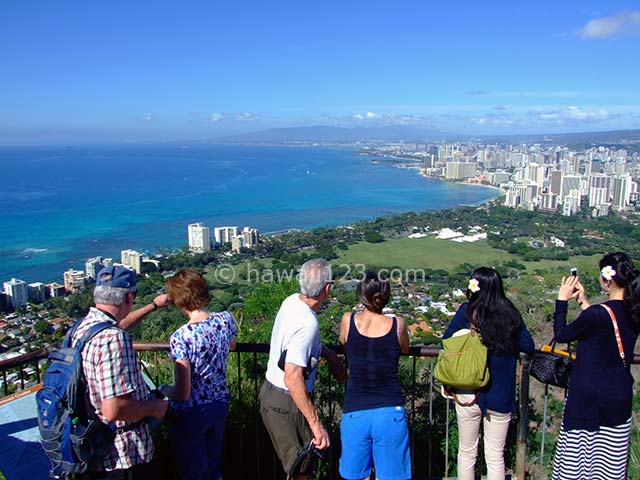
[322,345,346,385]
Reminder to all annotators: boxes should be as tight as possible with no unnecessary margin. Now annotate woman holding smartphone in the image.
[552,252,640,479]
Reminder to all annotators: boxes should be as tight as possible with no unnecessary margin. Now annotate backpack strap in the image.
[600,304,627,368]
[74,321,119,352]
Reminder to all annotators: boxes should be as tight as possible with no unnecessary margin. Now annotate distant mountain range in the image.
[216,125,640,146]
[217,125,452,143]
[476,129,640,145]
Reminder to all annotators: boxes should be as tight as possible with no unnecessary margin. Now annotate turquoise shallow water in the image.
[0,144,498,283]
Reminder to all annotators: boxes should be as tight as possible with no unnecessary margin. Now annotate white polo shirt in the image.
[265,293,322,392]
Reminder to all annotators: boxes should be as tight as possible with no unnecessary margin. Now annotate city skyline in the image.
[1,1,640,144]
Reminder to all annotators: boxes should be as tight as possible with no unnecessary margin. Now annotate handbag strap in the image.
[549,339,572,354]
[600,304,627,368]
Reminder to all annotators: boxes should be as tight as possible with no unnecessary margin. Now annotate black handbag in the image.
[530,341,575,389]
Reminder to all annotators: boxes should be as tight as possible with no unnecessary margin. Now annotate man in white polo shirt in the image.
[260,258,345,479]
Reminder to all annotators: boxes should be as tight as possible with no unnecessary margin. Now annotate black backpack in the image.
[36,320,117,478]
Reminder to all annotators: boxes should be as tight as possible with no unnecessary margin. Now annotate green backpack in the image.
[434,329,490,390]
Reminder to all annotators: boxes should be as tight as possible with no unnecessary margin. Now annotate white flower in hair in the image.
[601,265,616,281]
[468,278,480,293]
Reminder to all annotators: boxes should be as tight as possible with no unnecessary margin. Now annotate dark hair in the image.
[467,267,522,355]
[165,269,210,311]
[599,252,640,325]
[357,271,391,314]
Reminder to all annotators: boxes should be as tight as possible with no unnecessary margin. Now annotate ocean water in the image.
[0,144,498,283]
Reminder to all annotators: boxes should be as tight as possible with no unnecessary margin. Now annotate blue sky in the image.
[1,1,639,143]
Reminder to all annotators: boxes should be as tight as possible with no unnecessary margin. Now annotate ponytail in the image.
[624,269,640,326]
[357,271,391,314]
[600,252,640,326]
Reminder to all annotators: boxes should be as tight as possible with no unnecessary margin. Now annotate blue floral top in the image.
[169,311,237,409]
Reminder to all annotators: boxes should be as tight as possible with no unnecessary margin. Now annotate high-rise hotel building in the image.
[3,278,28,309]
[214,226,239,246]
[121,249,143,274]
[188,223,212,253]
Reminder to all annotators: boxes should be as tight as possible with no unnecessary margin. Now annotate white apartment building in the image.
[63,269,89,293]
[613,175,634,211]
[121,249,143,274]
[589,187,609,208]
[562,191,581,216]
[504,189,520,208]
[540,193,558,212]
[214,226,239,246]
[560,175,581,203]
[85,256,103,279]
[488,171,511,186]
[242,227,260,248]
[188,223,211,253]
[231,235,245,253]
[445,161,476,180]
[3,278,28,309]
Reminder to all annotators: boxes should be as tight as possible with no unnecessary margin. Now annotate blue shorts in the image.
[339,405,411,480]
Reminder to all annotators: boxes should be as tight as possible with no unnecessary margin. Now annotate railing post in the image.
[253,352,261,480]
[515,354,531,480]
[153,352,159,386]
[445,398,450,480]
[428,358,434,479]
[237,351,242,399]
[411,355,416,474]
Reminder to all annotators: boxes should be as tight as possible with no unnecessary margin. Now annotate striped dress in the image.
[551,418,632,479]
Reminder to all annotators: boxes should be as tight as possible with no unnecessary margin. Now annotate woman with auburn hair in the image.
[443,267,533,480]
[159,269,236,480]
[552,252,640,480]
[338,271,412,480]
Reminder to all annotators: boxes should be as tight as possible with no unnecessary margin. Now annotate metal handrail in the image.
[2,342,638,479]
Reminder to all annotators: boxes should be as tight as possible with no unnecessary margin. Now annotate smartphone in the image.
[570,267,578,277]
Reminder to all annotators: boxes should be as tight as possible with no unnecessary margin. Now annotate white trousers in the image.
[455,402,511,480]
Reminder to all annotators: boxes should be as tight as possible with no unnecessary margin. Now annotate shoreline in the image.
[3,148,502,284]
[366,152,503,200]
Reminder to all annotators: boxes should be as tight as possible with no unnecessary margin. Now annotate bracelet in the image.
[152,300,159,310]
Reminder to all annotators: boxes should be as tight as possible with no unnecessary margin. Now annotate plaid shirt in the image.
[72,307,153,471]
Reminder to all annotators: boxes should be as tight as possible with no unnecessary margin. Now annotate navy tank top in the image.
[342,312,405,413]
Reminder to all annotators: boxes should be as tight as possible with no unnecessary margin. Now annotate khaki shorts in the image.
[259,380,316,477]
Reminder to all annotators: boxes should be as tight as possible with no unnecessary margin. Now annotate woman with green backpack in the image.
[442,267,534,480]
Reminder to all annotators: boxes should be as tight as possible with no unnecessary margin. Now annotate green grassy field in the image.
[335,237,599,273]
[199,238,602,285]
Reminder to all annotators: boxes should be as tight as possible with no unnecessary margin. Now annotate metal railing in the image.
[2,343,639,479]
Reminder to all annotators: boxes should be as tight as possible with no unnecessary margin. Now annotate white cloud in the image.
[209,113,225,123]
[235,112,259,121]
[579,10,640,39]
[140,113,156,121]
[565,105,609,121]
[529,106,610,125]
[352,112,381,120]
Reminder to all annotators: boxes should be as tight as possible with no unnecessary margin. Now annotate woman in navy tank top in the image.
[338,271,411,480]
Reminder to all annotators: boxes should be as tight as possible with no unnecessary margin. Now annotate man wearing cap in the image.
[72,265,169,479]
